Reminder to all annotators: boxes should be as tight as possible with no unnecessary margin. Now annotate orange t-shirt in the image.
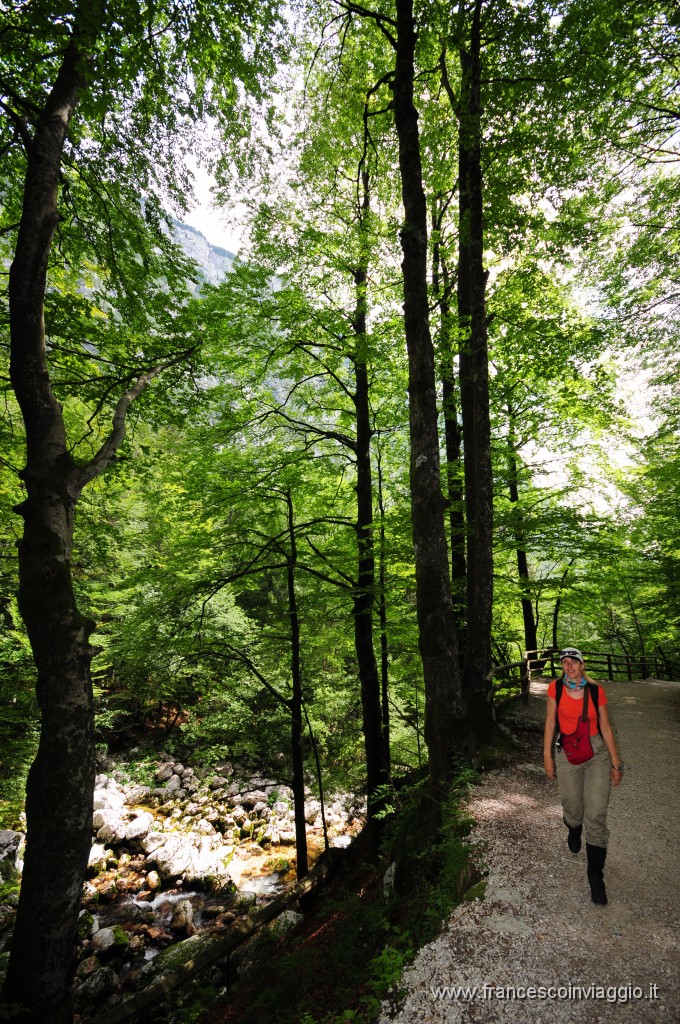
[548,678,606,737]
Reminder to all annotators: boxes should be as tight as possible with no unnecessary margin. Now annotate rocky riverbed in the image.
[0,757,365,1018]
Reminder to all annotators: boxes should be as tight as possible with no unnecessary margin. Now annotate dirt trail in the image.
[380,678,680,1024]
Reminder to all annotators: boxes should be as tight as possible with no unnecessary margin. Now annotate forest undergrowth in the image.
[170,767,490,1024]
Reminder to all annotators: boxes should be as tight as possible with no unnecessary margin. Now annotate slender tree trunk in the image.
[392,0,466,801]
[516,548,537,653]
[376,444,391,774]
[457,0,494,741]
[432,203,467,652]
[506,400,538,656]
[303,704,330,860]
[285,490,309,880]
[656,644,673,681]
[552,560,574,650]
[610,620,632,657]
[351,172,387,846]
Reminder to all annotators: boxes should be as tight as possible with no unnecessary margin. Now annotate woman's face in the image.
[561,656,583,680]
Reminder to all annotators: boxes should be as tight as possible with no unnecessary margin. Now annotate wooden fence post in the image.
[626,656,632,681]
[520,659,529,706]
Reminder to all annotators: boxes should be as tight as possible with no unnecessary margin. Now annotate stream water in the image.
[90,841,305,961]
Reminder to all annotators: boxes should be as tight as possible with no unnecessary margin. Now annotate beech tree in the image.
[313,0,469,796]
[429,0,611,728]
[386,0,468,796]
[297,0,611,775]
[0,2,283,1019]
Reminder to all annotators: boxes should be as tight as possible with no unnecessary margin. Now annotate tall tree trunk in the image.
[2,14,166,1019]
[516,540,538,654]
[351,169,387,846]
[457,0,494,742]
[285,490,309,880]
[392,0,466,801]
[376,444,391,774]
[551,560,574,651]
[506,399,538,656]
[1,27,98,1024]
[432,203,467,652]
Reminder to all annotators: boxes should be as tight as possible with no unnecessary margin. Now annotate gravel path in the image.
[380,678,680,1024]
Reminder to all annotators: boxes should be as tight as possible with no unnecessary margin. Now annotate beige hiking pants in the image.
[556,733,612,848]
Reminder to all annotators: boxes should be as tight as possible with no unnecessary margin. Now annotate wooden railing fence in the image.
[486,646,679,706]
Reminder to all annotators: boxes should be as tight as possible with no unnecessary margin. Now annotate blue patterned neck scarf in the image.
[563,672,586,691]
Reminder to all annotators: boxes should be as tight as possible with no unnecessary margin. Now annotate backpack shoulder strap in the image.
[580,685,590,720]
[588,682,603,736]
[554,678,563,739]
[555,678,600,731]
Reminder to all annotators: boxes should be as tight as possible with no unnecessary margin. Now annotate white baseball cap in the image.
[560,647,584,663]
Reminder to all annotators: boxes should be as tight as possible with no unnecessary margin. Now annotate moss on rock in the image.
[77,911,95,940]
[463,880,487,902]
[111,924,130,948]
[136,932,214,985]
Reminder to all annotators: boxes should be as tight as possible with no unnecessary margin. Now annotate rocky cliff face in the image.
[171,220,235,286]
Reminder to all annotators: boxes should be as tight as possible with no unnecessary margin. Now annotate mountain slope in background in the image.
[172,219,235,285]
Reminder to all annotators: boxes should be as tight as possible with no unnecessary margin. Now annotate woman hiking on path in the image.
[543,647,623,905]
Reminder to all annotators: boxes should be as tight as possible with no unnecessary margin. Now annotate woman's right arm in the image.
[543,697,557,779]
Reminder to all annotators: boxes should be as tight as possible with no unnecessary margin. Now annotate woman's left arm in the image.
[598,704,623,787]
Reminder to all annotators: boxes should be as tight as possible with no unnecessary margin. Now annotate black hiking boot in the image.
[586,843,608,905]
[564,817,583,854]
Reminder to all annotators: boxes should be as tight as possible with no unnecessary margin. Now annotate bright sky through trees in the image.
[184,161,245,252]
